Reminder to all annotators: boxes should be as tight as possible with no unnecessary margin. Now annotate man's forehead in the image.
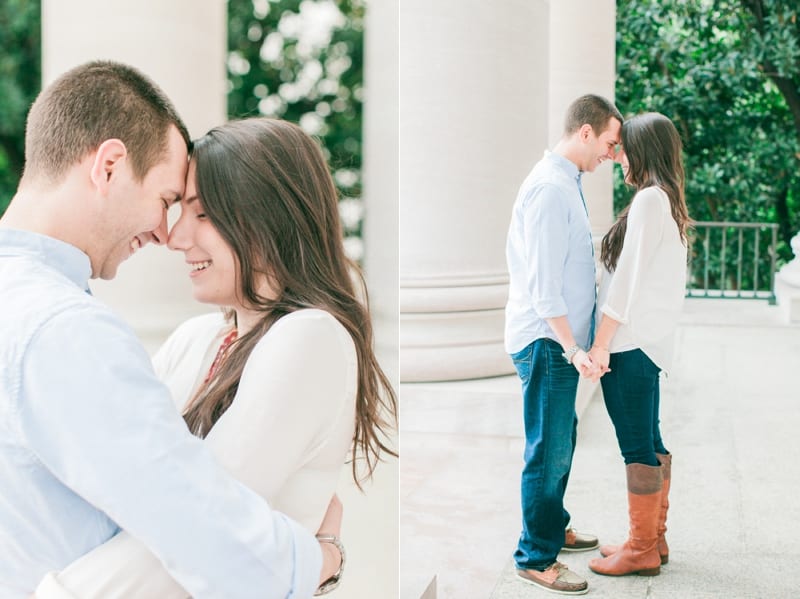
[602,123,622,143]
[142,166,186,203]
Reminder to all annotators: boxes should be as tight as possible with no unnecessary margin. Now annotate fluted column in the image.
[400,0,550,382]
[547,1,617,409]
[775,232,800,322]
[363,1,399,365]
[42,0,227,351]
[548,0,618,236]
[335,2,400,598]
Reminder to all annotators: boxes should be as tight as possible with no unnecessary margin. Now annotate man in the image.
[0,61,340,598]
[504,94,623,595]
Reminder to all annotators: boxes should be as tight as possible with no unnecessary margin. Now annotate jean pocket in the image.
[511,344,534,383]
[617,348,660,378]
[639,350,661,378]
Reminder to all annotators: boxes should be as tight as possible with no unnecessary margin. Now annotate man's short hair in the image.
[22,60,191,185]
[564,94,623,136]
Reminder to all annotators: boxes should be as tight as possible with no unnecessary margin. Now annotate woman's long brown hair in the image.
[601,112,691,272]
[182,118,397,489]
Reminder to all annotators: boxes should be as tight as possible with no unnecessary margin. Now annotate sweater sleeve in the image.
[204,310,356,530]
[601,187,667,324]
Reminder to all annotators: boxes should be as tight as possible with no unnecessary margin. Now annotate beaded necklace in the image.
[203,329,238,384]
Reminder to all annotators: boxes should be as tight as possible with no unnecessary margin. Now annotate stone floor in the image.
[400,299,800,598]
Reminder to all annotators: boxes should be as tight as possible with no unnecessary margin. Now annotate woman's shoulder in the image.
[271,308,350,339]
[240,309,358,406]
[250,309,355,359]
[634,185,670,206]
[631,186,670,217]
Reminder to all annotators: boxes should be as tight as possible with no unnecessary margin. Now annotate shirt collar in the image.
[544,150,581,181]
[0,228,92,290]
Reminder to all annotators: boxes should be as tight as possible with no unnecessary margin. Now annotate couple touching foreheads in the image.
[505,94,690,595]
[0,60,397,598]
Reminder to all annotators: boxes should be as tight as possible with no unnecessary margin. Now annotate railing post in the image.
[754,227,760,296]
[770,225,778,305]
[703,227,710,297]
[737,229,743,297]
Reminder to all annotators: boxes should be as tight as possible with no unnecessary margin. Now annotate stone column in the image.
[42,0,227,351]
[400,1,550,382]
[335,2,400,598]
[548,0,618,236]
[775,232,800,323]
[547,0,617,410]
[363,0,399,365]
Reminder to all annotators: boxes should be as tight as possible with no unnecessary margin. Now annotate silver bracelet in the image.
[314,535,346,596]
[562,344,581,364]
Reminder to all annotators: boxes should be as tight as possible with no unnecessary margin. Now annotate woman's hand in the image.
[587,346,611,382]
[572,349,600,379]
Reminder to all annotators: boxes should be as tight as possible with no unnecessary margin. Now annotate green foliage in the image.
[616,0,800,291]
[227,0,364,240]
[0,0,41,214]
[0,0,364,237]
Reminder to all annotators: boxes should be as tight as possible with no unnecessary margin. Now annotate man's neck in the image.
[2,184,95,261]
[552,138,583,172]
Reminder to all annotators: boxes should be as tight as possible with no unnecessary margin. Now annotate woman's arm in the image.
[205,310,356,530]
[601,188,667,325]
[35,533,185,599]
[590,188,667,379]
[587,314,620,380]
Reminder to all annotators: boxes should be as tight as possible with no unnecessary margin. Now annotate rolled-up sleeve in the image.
[18,305,321,599]
[523,184,570,318]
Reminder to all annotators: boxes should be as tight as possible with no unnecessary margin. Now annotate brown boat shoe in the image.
[563,527,599,552]
[516,561,589,595]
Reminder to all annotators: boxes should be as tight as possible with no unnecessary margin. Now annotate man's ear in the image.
[578,124,593,143]
[89,139,127,193]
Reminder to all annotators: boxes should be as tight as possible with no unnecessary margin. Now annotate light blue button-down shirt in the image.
[504,151,596,354]
[0,229,321,598]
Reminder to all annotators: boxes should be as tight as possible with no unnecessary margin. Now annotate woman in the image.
[36,118,397,597]
[585,113,690,577]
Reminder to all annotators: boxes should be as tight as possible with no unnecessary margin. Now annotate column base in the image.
[400,279,513,382]
[774,271,800,323]
[400,309,514,382]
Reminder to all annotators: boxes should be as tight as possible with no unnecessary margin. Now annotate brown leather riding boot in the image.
[589,463,662,576]
[655,452,671,563]
[599,454,671,564]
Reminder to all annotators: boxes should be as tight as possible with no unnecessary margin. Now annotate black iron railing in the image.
[686,221,778,303]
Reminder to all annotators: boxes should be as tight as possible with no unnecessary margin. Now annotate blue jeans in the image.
[600,348,668,466]
[511,338,579,570]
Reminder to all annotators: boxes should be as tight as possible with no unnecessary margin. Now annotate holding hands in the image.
[569,348,609,382]
[549,315,615,383]
[566,313,619,383]
[586,345,611,383]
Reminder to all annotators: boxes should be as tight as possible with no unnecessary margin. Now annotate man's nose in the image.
[150,212,169,246]
[167,219,186,251]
